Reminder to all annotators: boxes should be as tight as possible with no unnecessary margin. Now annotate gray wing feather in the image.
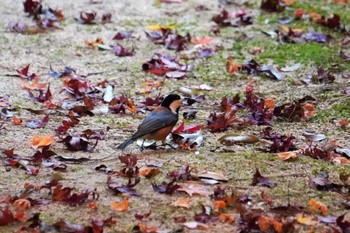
[131,110,177,140]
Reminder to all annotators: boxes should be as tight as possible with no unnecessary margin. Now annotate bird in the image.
[117,94,182,150]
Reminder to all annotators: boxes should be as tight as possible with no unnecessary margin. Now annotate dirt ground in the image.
[1,0,350,232]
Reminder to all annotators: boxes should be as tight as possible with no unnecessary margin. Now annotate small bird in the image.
[117,94,182,150]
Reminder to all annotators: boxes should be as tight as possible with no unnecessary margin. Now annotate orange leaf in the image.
[172,199,191,209]
[296,214,316,225]
[13,211,29,222]
[226,57,241,74]
[146,80,164,88]
[111,197,129,212]
[281,0,297,6]
[87,202,98,210]
[13,199,31,211]
[219,213,235,224]
[125,99,137,113]
[309,198,327,216]
[137,87,152,94]
[213,200,227,209]
[85,38,104,48]
[192,36,215,45]
[294,8,304,19]
[20,76,47,90]
[303,103,315,111]
[264,97,275,110]
[13,116,22,125]
[278,151,299,160]
[258,216,271,231]
[339,119,349,127]
[309,12,321,22]
[32,135,54,148]
[333,157,350,164]
[273,221,283,233]
[137,223,158,233]
[139,168,161,178]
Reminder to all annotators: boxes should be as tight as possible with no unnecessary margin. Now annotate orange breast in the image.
[143,125,174,141]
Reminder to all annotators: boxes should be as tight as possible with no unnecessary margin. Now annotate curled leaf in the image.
[219,134,259,145]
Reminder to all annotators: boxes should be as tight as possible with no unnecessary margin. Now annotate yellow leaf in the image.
[146,23,176,31]
[296,214,316,225]
[111,197,129,212]
[281,0,297,6]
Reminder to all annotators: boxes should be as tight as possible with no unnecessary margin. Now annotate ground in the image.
[0,0,350,232]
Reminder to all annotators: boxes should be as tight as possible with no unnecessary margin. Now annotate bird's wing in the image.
[131,110,178,140]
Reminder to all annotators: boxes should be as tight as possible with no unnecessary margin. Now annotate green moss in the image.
[232,38,349,69]
[314,101,350,123]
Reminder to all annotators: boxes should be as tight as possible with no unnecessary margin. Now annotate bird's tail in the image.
[117,138,134,150]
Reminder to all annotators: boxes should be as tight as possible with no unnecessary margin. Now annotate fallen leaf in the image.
[219,134,259,145]
[192,36,214,45]
[339,119,349,127]
[139,168,161,178]
[111,197,129,212]
[13,199,31,211]
[219,213,235,224]
[32,134,54,148]
[278,151,300,160]
[309,198,327,216]
[183,221,209,230]
[226,57,241,74]
[13,116,22,125]
[296,214,317,225]
[177,185,211,196]
[172,199,191,209]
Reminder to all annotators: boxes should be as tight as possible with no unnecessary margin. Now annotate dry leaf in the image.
[219,213,235,224]
[213,200,226,209]
[146,24,176,30]
[139,168,161,178]
[278,150,300,160]
[137,223,158,232]
[309,198,327,216]
[226,57,241,74]
[183,221,209,230]
[192,36,215,45]
[111,197,129,212]
[339,119,349,127]
[332,157,350,164]
[87,202,98,210]
[13,199,31,211]
[264,97,275,110]
[13,116,22,125]
[296,214,316,225]
[32,134,54,148]
[177,185,211,196]
[172,198,191,209]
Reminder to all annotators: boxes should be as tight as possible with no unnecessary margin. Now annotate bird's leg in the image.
[140,139,145,152]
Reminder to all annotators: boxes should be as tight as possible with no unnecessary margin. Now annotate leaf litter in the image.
[1,0,350,232]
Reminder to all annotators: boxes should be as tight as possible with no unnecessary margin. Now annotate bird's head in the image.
[161,94,182,114]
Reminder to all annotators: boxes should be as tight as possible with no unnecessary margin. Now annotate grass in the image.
[314,101,350,123]
[232,38,350,69]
